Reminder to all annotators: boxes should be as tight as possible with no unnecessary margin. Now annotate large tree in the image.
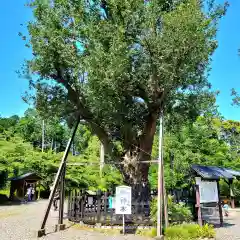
[22,0,227,190]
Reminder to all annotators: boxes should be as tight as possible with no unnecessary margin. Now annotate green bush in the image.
[165,226,190,239]
[0,188,9,197]
[165,224,215,240]
[197,224,216,238]
[136,228,157,238]
[151,195,192,224]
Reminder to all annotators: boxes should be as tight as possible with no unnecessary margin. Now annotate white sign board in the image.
[199,181,218,203]
[115,186,132,215]
[87,196,93,205]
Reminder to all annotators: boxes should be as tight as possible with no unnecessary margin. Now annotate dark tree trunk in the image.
[119,112,158,202]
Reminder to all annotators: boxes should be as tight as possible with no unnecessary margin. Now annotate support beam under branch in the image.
[37,115,80,237]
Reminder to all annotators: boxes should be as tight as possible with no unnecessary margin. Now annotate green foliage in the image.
[150,116,239,192]
[165,223,215,240]
[136,228,157,238]
[151,196,192,224]
[20,0,227,183]
[0,113,122,191]
[220,178,240,198]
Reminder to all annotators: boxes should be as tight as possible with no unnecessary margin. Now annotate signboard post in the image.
[115,186,132,235]
[195,177,222,226]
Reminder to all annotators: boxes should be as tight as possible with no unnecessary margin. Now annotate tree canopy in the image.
[22,0,227,185]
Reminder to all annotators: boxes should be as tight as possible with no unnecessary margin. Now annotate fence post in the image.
[195,184,202,226]
[217,181,223,227]
[68,190,71,220]
[97,191,101,223]
[104,192,107,223]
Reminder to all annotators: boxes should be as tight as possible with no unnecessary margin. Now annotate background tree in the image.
[22,0,227,192]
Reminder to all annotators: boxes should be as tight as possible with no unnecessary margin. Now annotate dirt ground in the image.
[1,200,240,239]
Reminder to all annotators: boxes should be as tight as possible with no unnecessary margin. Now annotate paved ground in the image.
[1,200,240,239]
[216,210,240,240]
[0,200,149,240]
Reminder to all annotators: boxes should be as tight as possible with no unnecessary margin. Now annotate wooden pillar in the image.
[58,163,66,225]
[97,191,101,223]
[37,116,80,237]
[229,179,235,209]
[195,184,202,226]
[217,181,223,227]
[22,180,25,199]
[9,181,15,201]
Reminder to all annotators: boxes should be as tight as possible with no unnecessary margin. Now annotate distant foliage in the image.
[1,109,240,195]
[0,111,122,191]
[150,196,192,224]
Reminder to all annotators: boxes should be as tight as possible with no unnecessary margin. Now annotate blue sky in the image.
[0,0,240,120]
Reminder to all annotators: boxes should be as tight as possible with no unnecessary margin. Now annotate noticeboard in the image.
[199,180,219,203]
[115,186,132,215]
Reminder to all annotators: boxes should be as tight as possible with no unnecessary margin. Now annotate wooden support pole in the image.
[161,119,168,228]
[163,177,169,228]
[195,184,202,226]
[217,181,223,227]
[58,163,66,225]
[42,120,45,152]
[97,191,101,223]
[100,143,104,177]
[37,116,80,237]
[157,110,164,239]
[229,179,235,209]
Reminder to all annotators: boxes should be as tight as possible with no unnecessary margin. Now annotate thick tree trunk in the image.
[119,112,158,202]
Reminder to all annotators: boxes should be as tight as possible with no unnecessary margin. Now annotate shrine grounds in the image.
[1,200,240,240]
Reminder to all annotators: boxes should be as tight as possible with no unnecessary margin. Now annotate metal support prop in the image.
[38,116,80,236]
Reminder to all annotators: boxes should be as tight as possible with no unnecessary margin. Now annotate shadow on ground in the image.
[45,223,76,236]
[214,222,235,228]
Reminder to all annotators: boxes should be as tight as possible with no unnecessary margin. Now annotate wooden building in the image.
[9,173,42,201]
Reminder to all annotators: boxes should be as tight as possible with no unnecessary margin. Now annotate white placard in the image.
[115,186,132,215]
[199,181,218,203]
[87,196,93,205]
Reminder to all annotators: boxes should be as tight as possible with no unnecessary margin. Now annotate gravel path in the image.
[0,200,149,240]
[215,211,240,240]
[1,200,240,239]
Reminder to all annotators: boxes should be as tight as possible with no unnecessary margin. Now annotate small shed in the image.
[191,164,240,226]
[192,164,240,208]
[9,173,42,201]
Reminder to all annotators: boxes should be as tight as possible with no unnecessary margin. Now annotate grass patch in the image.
[72,225,121,235]
[165,223,215,240]
[136,228,157,238]
[72,223,215,239]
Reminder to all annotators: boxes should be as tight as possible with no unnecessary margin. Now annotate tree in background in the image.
[0,114,122,192]
[22,0,227,193]
[149,117,236,192]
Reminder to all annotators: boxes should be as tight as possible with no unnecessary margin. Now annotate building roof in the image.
[191,164,240,180]
[9,172,41,181]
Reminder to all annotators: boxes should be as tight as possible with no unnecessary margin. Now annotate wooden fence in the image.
[67,190,154,225]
